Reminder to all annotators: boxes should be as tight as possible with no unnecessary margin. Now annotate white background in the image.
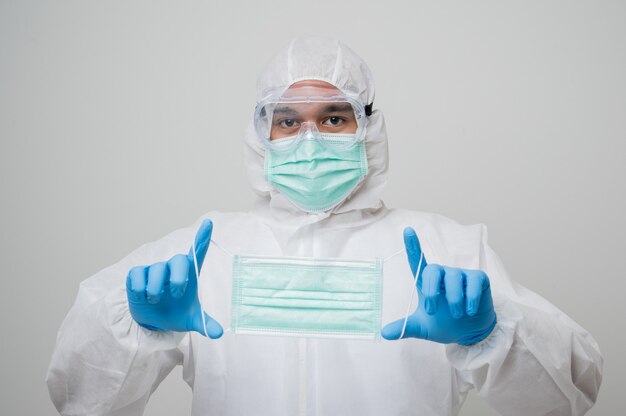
[1,1,624,414]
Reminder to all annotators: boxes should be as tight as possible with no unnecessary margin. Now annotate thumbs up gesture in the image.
[382,227,496,345]
[126,219,223,338]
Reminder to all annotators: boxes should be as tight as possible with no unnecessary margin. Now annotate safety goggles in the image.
[254,92,368,151]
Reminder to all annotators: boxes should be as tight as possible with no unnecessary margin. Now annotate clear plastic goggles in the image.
[254,93,367,150]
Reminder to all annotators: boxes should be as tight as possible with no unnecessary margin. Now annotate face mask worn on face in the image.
[264,134,368,213]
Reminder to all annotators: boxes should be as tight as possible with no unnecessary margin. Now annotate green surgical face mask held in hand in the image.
[194,237,414,341]
[264,135,368,212]
[231,255,383,339]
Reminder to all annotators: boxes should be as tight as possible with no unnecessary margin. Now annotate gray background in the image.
[1,1,624,415]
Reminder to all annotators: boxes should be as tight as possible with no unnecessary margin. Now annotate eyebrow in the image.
[273,106,298,116]
[271,103,355,118]
[319,103,354,114]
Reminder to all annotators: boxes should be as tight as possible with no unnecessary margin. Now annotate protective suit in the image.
[46,36,602,416]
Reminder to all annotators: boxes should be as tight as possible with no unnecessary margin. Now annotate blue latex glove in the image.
[126,219,223,338]
[382,227,496,345]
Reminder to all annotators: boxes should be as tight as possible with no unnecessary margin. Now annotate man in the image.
[47,36,602,415]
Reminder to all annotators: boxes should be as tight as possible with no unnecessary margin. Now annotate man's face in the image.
[269,80,359,140]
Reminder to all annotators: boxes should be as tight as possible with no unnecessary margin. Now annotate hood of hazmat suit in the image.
[244,35,389,252]
[46,36,602,416]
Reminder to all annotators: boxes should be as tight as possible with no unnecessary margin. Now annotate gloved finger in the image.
[188,219,213,274]
[465,270,489,316]
[146,262,168,304]
[381,316,424,340]
[421,264,444,315]
[168,254,190,299]
[403,227,427,277]
[443,267,465,319]
[127,266,148,302]
[190,311,224,339]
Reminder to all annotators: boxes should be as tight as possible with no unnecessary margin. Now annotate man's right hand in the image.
[126,219,223,338]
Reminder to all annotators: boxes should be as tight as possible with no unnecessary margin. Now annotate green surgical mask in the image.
[231,255,383,339]
[264,135,368,212]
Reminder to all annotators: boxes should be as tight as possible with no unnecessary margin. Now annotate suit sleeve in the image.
[446,225,603,416]
[46,229,193,415]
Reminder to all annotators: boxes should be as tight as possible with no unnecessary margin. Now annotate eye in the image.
[278,119,298,129]
[323,116,345,127]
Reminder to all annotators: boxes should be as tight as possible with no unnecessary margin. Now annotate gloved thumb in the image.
[381,316,424,340]
[188,219,213,273]
[190,311,224,339]
[403,227,427,278]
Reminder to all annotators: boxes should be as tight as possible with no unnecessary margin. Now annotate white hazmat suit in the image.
[47,36,603,416]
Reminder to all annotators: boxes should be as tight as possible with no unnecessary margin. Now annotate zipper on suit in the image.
[293,213,325,416]
[298,338,307,416]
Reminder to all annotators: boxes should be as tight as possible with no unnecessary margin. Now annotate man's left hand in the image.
[382,227,497,345]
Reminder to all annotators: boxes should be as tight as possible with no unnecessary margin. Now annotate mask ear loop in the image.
[192,237,234,338]
[399,252,424,340]
[191,238,208,338]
